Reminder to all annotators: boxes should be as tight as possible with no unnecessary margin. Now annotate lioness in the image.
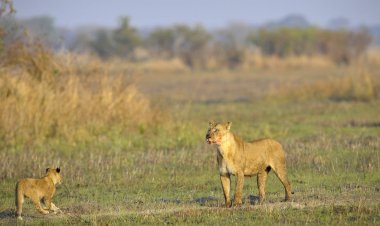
[15,167,62,220]
[206,121,293,207]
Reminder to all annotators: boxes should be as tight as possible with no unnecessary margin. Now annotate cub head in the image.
[46,167,62,185]
[206,121,232,145]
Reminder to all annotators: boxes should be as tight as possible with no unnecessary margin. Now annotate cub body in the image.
[206,121,293,207]
[15,167,62,220]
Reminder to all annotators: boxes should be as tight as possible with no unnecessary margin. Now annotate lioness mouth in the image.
[206,139,220,145]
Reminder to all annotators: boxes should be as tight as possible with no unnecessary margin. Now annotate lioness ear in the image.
[46,168,50,173]
[56,167,60,173]
[226,122,232,130]
[209,120,216,127]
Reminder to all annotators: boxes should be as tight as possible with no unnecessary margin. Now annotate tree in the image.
[214,23,253,68]
[0,0,16,55]
[21,16,61,49]
[146,27,176,58]
[112,16,140,58]
[0,0,15,17]
[90,29,115,59]
[172,25,212,68]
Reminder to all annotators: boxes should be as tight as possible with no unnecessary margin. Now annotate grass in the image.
[0,47,380,224]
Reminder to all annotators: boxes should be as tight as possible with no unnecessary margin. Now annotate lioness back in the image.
[247,138,286,164]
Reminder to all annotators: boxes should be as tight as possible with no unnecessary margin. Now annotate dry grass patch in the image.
[0,42,157,148]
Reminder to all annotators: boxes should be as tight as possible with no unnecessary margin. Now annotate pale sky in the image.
[13,0,380,28]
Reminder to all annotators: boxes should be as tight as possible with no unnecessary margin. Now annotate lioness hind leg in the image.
[272,167,292,201]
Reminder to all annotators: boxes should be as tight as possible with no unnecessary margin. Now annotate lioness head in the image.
[206,121,232,145]
[46,167,62,185]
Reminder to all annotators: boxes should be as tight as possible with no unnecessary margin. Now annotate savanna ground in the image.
[0,50,380,225]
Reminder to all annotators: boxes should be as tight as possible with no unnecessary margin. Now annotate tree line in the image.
[0,15,373,69]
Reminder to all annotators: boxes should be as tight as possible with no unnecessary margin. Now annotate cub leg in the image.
[50,203,62,214]
[43,196,52,211]
[31,197,49,214]
[234,172,244,206]
[220,175,231,207]
[15,192,24,220]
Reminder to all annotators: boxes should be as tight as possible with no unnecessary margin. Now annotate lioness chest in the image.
[217,151,237,175]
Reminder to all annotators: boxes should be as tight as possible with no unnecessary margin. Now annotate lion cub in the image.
[15,167,62,220]
[206,121,293,207]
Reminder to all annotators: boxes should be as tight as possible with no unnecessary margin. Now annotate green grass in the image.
[1,100,379,225]
[1,66,380,225]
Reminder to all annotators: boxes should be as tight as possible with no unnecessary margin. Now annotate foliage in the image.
[0,0,15,17]
[112,16,141,58]
[85,17,141,59]
[147,25,212,68]
[249,27,372,64]
[146,27,176,58]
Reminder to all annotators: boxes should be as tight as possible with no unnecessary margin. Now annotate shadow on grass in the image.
[248,195,260,205]
[348,121,380,128]
[156,198,181,204]
[192,196,219,206]
[0,209,14,219]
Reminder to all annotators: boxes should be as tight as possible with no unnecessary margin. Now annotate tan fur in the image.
[15,167,62,220]
[206,121,293,207]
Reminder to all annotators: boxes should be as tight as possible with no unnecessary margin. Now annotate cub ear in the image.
[209,120,216,127]
[226,121,232,130]
[56,167,61,173]
[46,168,50,173]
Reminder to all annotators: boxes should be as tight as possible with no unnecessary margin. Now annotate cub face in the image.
[205,121,232,145]
[46,167,62,185]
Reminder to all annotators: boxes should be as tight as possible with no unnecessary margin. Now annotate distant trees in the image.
[248,27,372,64]
[0,0,16,54]
[90,29,115,58]
[0,11,374,68]
[147,25,211,68]
[214,23,254,68]
[146,27,176,58]
[88,16,141,59]
[112,17,140,57]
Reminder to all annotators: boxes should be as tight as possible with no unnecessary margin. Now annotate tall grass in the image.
[268,68,378,102]
[0,41,155,149]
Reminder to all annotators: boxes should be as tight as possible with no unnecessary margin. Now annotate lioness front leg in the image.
[220,175,231,207]
[234,172,244,207]
[257,172,268,204]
